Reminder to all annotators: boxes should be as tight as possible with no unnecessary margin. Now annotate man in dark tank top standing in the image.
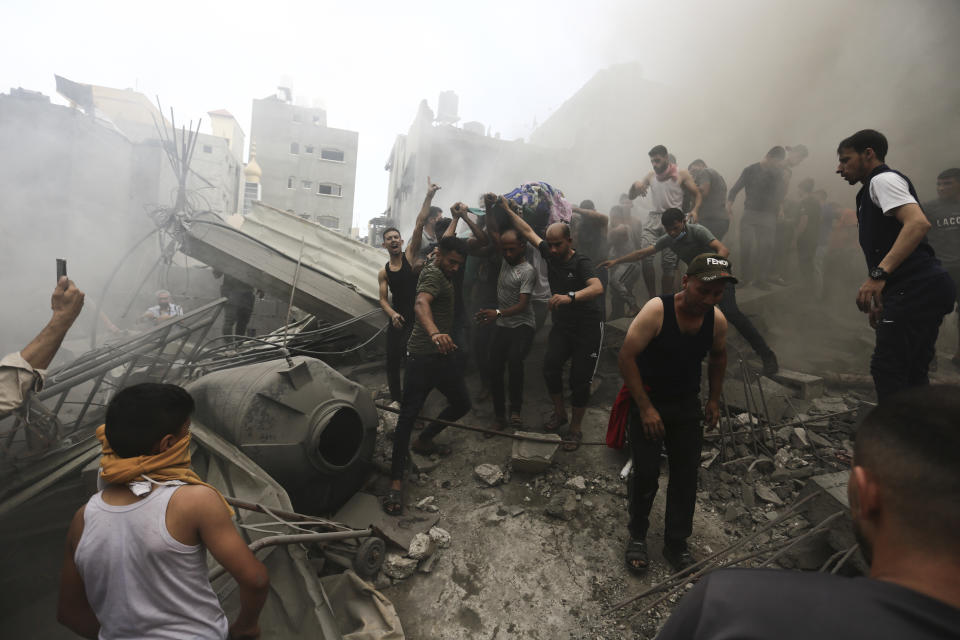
[617,253,730,574]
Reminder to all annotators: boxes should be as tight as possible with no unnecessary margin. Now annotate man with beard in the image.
[629,145,702,298]
[505,200,604,451]
[382,234,470,515]
[655,386,960,639]
[617,253,729,574]
[922,168,960,370]
[377,180,439,401]
[836,129,955,400]
[475,229,537,433]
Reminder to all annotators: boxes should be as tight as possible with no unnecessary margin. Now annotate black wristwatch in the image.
[567,291,577,302]
[869,267,889,281]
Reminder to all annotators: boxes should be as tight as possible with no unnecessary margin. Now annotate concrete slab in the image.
[334,491,440,551]
[772,368,825,400]
[511,431,561,473]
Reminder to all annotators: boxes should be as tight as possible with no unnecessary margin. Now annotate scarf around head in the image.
[95,424,234,516]
[656,163,679,182]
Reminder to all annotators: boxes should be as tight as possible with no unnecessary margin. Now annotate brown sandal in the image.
[562,430,583,452]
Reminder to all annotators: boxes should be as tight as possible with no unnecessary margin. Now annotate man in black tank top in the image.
[617,253,731,574]
[378,182,439,401]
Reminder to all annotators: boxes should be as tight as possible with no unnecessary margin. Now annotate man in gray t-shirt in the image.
[475,230,538,430]
[601,208,779,375]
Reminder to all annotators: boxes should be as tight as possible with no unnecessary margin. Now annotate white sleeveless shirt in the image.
[74,484,229,640]
[649,174,684,213]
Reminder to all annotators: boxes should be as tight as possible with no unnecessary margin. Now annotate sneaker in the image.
[663,544,697,574]
[761,351,779,376]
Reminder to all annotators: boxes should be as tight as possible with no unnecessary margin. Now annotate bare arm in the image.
[705,308,728,427]
[618,298,665,439]
[628,172,655,199]
[600,245,657,269]
[192,487,269,639]
[708,239,730,258]
[727,168,748,209]
[405,178,441,265]
[57,508,100,639]
[680,170,703,221]
[21,277,85,370]
[414,291,456,354]
[572,207,609,226]
[378,269,403,328]
[503,197,542,247]
[575,276,604,302]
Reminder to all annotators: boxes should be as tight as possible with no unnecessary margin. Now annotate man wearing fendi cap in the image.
[617,253,730,574]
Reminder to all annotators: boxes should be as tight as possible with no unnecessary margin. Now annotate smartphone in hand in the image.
[56,258,67,283]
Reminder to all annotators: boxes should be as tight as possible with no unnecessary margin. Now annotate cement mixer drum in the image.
[186,357,377,514]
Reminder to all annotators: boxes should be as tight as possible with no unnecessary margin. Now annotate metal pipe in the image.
[830,544,860,575]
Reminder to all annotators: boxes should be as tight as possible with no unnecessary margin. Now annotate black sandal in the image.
[625,538,649,574]
[380,489,402,516]
[411,438,453,457]
[562,429,583,452]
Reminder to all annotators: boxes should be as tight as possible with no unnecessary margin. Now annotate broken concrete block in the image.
[806,431,833,448]
[565,475,587,492]
[771,369,824,400]
[383,553,418,580]
[740,481,756,509]
[755,484,784,505]
[418,550,441,573]
[429,526,451,549]
[507,505,525,517]
[791,427,809,448]
[747,456,775,474]
[723,503,747,523]
[511,431,561,473]
[725,376,793,421]
[407,533,435,560]
[545,489,579,521]
[475,463,505,486]
[812,396,848,414]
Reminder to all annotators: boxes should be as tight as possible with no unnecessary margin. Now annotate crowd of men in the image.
[0,126,953,637]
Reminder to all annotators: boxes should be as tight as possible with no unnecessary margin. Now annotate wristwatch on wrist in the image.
[869,267,889,281]
[496,309,503,319]
[567,291,576,302]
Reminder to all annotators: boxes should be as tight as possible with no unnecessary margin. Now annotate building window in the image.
[202,144,213,153]
[305,145,315,154]
[321,148,345,162]
[317,215,339,229]
[312,115,321,125]
[290,142,299,154]
[317,183,342,197]
[301,180,313,190]
[242,182,260,215]
[287,176,295,189]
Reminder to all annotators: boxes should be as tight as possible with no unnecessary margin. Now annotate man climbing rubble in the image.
[503,197,604,451]
[383,232,471,516]
[600,208,778,375]
[836,129,955,399]
[655,385,960,639]
[615,253,729,574]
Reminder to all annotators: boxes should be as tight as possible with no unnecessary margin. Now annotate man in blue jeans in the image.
[383,235,471,515]
[836,129,956,400]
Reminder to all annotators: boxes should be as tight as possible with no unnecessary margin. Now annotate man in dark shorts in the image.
[377,181,440,401]
[923,167,960,369]
[505,199,604,451]
[837,129,955,399]
[601,208,778,375]
[656,385,960,639]
[617,253,729,573]
[383,235,470,515]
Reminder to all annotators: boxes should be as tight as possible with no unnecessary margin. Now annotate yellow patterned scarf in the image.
[96,424,233,516]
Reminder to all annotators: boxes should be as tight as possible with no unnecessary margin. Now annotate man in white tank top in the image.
[57,383,269,639]
[629,145,703,300]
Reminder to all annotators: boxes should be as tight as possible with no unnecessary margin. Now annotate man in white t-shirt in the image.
[836,129,956,399]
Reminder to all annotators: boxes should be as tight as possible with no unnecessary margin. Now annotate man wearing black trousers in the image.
[617,253,729,573]
[836,129,956,399]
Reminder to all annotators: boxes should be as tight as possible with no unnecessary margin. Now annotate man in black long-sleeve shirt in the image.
[727,147,788,288]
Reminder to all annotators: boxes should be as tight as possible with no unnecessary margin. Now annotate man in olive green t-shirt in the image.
[383,235,470,515]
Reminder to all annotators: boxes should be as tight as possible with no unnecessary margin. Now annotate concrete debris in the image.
[428,526,451,549]
[771,369,824,399]
[812,396,848,413]
[791,427,809,447]
[410,451,440,473]
[770,466,817,482]
[511,431,561,473]
[545,489,579,521]
[416,496,440,512]
[507,505,525,517]
[382,553,419,580]
[565,475,587,492]
[755,484,785,506]
[806,431,834,448]
[407,533,435,561]
[723,503,748,523]
[378,409,399,434]
[748,456,775,473]
[475,463,505,487]
[418,550,441,574]
[700,449,720,468]
[740,481,756,509]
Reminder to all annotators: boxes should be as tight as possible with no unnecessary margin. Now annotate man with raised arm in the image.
[377,179,441,401]
[503,198,604,451]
